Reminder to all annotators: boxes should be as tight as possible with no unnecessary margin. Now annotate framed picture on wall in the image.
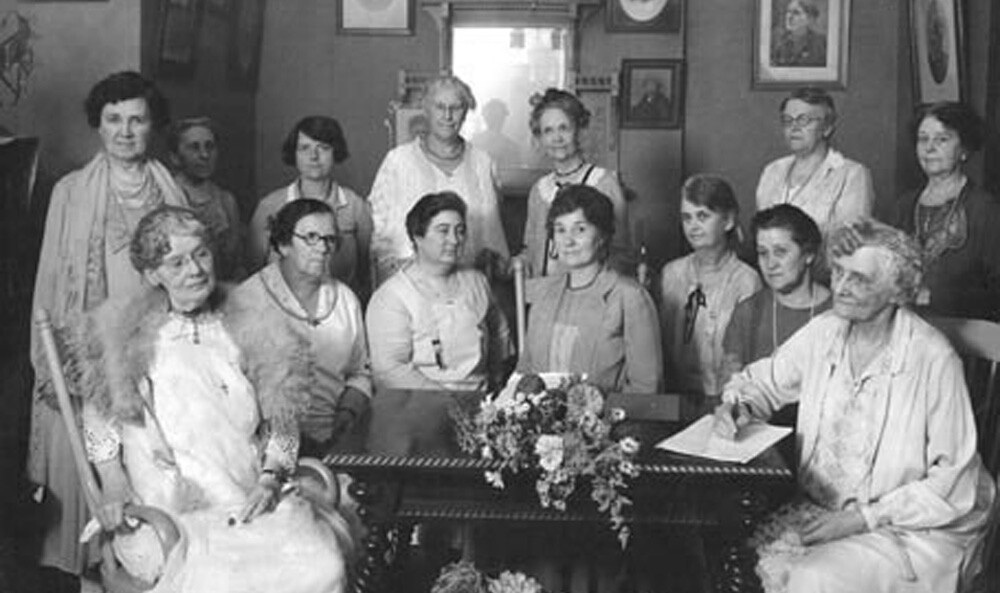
[620,59,684,129]
[157,0,204,80]
[753,0,851,89]
[388,102,428,147]
[227,0,265,90]
[909,0,965,104]
[338,0,414,36]
[605,0,682,33]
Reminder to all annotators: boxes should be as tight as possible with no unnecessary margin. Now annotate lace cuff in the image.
[263,431,299,472]
[82,404,121,463]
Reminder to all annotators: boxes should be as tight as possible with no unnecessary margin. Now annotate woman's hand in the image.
[94,459,134,531]
[713,399,752,439]
[237,472,282,523]
[799,509,867,545]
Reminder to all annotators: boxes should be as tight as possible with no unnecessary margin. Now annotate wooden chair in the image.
[926,316,1000,592]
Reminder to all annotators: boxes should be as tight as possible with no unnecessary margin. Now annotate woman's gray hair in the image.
[827,218,923,304]
[422,75,477,112]
[130,206,211,272]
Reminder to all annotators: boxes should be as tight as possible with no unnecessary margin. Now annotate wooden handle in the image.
[512,257,527,354]
[34,308,104,517]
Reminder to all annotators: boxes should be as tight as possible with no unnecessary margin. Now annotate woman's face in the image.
[426,87,468,142]
[414,210,466,267]
[538,107,580,164]
[830,246,896,322]
[552,208,603,270]
[681,199,733,251]
[784,1,811,35]
[280,212,338,279]
[781,98,830,155]
[99,97,152,164]
[146,234,216,313]
[295,132,335,182]
[757,227,813,293]
[916,116,964,179]
[174,125,218,182]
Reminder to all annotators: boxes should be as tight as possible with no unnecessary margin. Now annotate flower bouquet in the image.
[453,373,640,547]
[431,561,545,593]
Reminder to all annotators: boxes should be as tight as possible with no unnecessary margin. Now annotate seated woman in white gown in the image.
[73,206,349,593]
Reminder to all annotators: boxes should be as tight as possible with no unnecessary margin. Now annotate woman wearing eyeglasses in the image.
[755,87,874,236]
[234,199,372,456]
[660,175,760,397]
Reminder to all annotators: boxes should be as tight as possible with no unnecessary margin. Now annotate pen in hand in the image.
[713,392,752,439]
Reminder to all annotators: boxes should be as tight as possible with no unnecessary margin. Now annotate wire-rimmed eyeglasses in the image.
[293,231,339,249]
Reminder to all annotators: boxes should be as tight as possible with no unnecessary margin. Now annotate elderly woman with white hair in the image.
[368,75,509,285]
[714,218,995,593]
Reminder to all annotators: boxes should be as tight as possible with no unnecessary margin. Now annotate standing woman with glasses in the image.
[660,175,760,397]
[756,87,874,235]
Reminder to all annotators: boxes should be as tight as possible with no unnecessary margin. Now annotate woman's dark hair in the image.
[529,88,591,137]
[130,206,210,272]
[281,116,350,166]
[779,86,837,130]
[268,198,337,253]
[545,185,615,261]
[752,204,823,257]
[84,71,170,130]
[913,102,985,153]
[682,174,742,244]
[405,191,468,241]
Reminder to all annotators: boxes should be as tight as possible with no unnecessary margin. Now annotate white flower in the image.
[481,445,493,460]
[485,471,505,489]
[619,436,640,455]
[609,407,627,423]
[488,571,544,593]
[534,434,564,472]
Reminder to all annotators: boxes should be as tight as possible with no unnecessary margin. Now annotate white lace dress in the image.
[84,313,346,593]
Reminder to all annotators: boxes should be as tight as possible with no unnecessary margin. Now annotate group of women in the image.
[25,68,999,593]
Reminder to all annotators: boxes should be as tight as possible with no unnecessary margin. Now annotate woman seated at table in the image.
[249,116,372,300]
[78,206,349,592]
[518,184,662,393]
[756,87,874,236]
[723,204,831,374]
[367,191,514,391]
[522,88,631,277]
[892,101,1000,320]
[715,218,995,593]
[233,199,372,457]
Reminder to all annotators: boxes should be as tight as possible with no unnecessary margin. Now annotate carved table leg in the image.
[717,488,767,593]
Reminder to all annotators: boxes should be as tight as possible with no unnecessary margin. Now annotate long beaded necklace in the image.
[772,282,816,352]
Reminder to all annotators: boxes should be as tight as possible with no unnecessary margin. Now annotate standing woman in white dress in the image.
[755,87,874,236]
[368,76,509,286]
[521,88,632,277]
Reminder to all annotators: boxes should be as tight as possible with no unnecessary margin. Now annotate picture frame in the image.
[605,0,682,34]
[157,0,204,80]
[909,0,965,104]
[753,0,851,90]
[620,59,684,130]
[388,102,428,147]
[338,0,414,36]
[227,0,265,91]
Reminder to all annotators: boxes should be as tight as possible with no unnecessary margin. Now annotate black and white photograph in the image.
[754,0,851,88]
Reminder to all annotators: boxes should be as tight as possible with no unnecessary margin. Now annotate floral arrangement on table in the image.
[432,560,546,593]
[453,373,641,547]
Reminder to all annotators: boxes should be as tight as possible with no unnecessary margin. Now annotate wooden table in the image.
[324,390,795,593]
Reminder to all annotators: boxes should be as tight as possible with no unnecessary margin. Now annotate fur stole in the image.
[50,285,312,433]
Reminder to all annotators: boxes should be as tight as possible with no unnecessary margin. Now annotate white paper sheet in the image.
[655,414,792,464]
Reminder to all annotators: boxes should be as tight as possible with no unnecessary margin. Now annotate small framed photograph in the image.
[606,0,682,33]
[753,0,851,89]
[338,0,414,36]
[620,59,684,130]
[909,0,965,104]
[157,0,204,80]
[227,0,265,90]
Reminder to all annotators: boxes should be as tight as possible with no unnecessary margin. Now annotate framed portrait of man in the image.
[620,59,684,129]
[753,0,851,89]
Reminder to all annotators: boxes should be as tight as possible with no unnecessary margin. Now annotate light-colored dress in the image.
[522,165,632,277]
[366,264,513,391]
[175,176,245,281]
[83,312,346,593]
[29,153,186,573]
[368,139,509,285]
[233,262,372,446]
[728,308,995,593]
[248,180,373,300]
[755,149,874,235]
[659,252,761,396]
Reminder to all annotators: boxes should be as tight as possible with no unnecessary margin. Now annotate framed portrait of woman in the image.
[909,0,965,104]
[606,0,682,33]
[753,0,851,89]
